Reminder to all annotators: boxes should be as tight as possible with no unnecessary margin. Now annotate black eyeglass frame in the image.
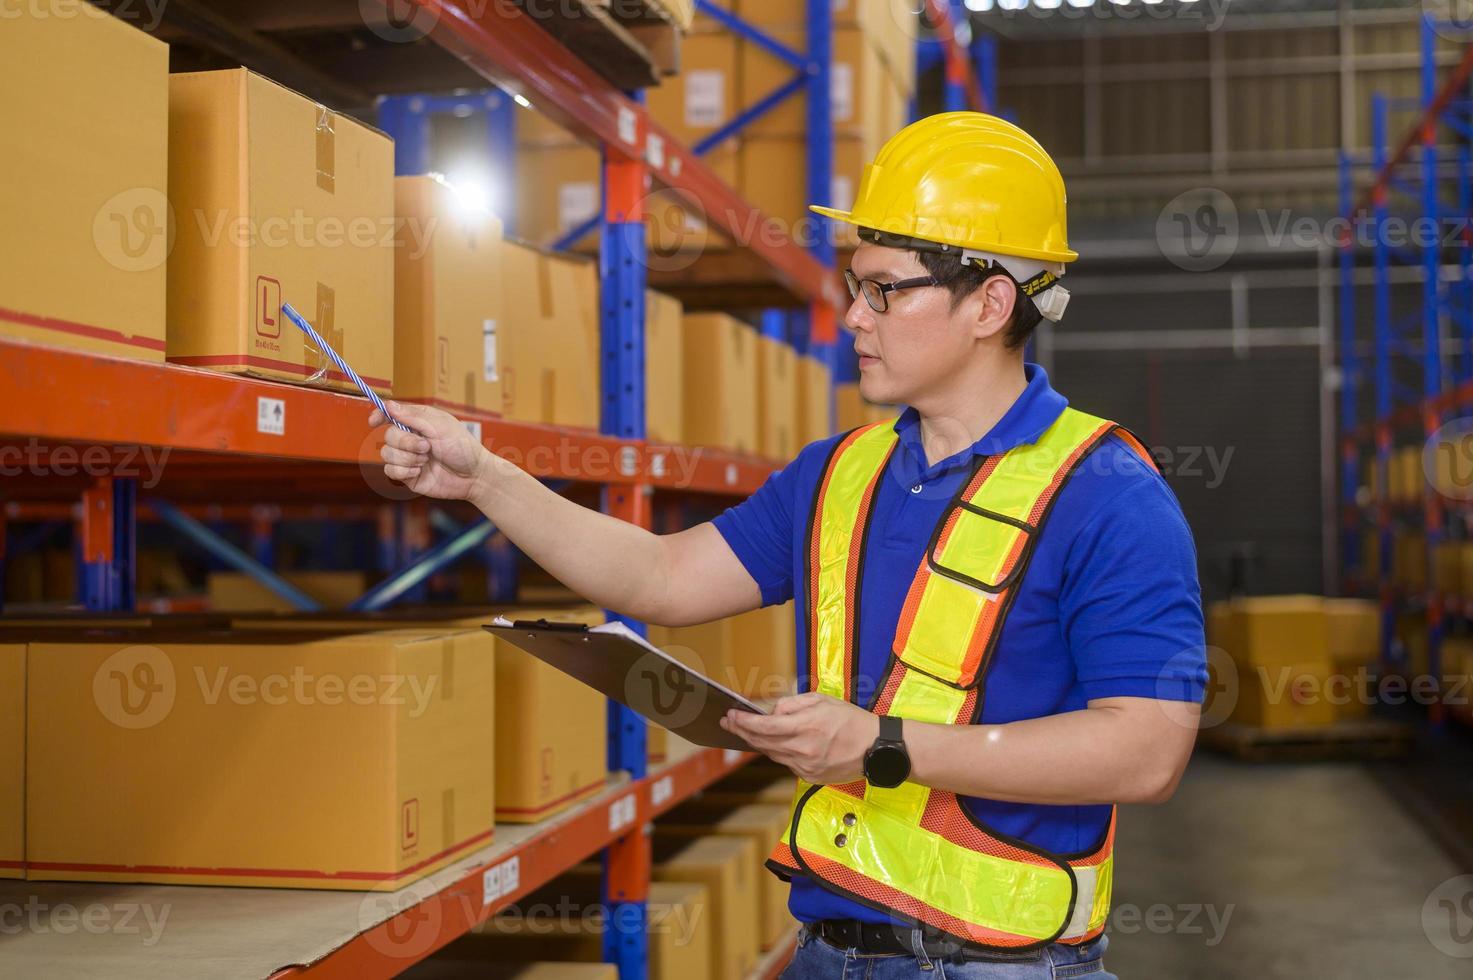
[843,269,942,313]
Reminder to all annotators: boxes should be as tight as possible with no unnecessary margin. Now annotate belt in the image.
[813,919,1038,962]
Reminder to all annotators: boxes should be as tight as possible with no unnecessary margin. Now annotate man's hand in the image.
[370,401,493,501]
[721,692,879,784]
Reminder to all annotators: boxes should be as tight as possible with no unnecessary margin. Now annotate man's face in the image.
[845,243,987,408]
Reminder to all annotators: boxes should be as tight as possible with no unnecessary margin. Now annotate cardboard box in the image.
[1434,541,1462,595]
[725,603,797,699]
[393,176,505,415]
[756,336,800,462]
[652,834,760,980]
[1324,598,1379,668]
[647,290,686,445]
[439,872,709,980]
[1231,661,1336,730]
[0,7,168,363]
[646,33,741,151]
[736,0,916,94]
[798,355,833,444]
[500,241,601,428]
[1219,596,1330,670]
[659,803,794,949]
[740,28,894,149]
[649,620,732,682]
[681,314,760,454]
[835,381,897,431]
[1,645,23,879]
[227,606,610,824]
[26,629,496,889]
[166,69,395,393]
[739,137,868,248]
[207,570,370,612]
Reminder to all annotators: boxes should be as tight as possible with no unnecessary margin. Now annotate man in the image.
[373,112,1205,978]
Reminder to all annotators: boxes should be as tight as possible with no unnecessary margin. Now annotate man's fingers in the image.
[381,444,428,468]
[368,408,384,427]
[774,692,823,715]
[385,464,422,483]
[385,425,431,454]
[727,710,803,738]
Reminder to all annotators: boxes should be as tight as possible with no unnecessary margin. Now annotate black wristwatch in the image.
[863,715,910,789]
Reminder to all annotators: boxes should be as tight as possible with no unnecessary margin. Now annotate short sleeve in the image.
[1058,468,1207,704]
[710,440,833,608]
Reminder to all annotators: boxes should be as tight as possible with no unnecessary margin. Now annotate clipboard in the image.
[484,616,768,752]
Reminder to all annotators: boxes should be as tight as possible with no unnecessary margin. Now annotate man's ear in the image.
[970,274,1017,343]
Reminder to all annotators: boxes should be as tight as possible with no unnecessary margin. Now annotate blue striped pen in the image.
[280,302,414,434]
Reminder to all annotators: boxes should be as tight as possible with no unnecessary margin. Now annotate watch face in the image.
[865,744,910,788]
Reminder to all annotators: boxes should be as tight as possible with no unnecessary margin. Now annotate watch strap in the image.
[879,714,902,744]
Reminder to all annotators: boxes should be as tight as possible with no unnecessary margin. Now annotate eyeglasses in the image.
[844,269,941,314]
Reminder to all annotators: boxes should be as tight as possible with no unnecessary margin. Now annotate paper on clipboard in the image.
[485,616,767,751]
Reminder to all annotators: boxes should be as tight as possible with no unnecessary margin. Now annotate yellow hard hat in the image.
[810,112,1076,265]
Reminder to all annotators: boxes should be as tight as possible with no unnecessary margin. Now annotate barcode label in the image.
[608,794,637,832]
[482,855,521,906]
[651,776,674,807]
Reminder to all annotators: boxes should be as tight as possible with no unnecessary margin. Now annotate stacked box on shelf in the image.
[23,627,496,889]
[499,240,601,429]
[1324,598,1379,720]
[1,643,22,879]
[659,801,795,949]
[682,313,760,453]
[1434,541,1462,596]
[798,354,834,442]
[429,869,711,980]
[836,382,898,431]
[393,175,506,416]
[228,606,610,824]
[735,0,916,249]
[652,833,761,980]
[166,69,395,393]
[1442,635,1473,696]
[1461,543,1473,601]
[1390,446,1422,503]
[726,602,798,699]
[647,289,686,445]
[1396,613,1430,677]
[1392,533,1427,592]
[0,7,168,362]
[757,334,801,461]
[207,570,370,612]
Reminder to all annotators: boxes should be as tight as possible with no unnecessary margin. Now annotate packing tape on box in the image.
[316,106,336,194]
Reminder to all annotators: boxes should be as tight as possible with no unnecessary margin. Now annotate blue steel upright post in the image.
[1419,13,1446,725]
[1337,152,1360,595]
[1371,92,1394,668]
[807,0,838,426]
[598,99,650,980]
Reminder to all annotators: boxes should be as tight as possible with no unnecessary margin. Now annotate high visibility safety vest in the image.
[767,406,1159,952]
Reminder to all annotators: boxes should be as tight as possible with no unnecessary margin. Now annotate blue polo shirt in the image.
[712,363,1206,927]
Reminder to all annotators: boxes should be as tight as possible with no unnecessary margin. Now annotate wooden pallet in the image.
[1199,719,1416,762]
[515,0,683,90]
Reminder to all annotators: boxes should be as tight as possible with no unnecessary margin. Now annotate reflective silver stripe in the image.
[1060,864,1100,941]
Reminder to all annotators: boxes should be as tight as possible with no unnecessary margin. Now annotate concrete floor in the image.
[1107,754,1472,978]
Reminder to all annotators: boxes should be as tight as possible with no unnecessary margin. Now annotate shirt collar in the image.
[892,362,1069,478]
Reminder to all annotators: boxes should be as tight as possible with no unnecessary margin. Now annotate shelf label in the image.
[646,133,665,170]
[650,453,667,479]
[651,775,674,808]
[482,855,521,906]
[685,70,725,127]
[724,463,738,486]
[723,748,744,766]
[617,446,639,477]
[257,397,285,436]
[463,420,483,442]
[608,793,637,833]
[617,105,638,146]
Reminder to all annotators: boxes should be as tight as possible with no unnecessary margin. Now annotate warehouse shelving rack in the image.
[0,1,995,975]
[1337,13,1473,731]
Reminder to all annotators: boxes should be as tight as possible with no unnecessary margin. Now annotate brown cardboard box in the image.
[166,70,395,392]
[681,314,760,454]
[659,803,794,949]
[798,355,833,444]
[1434,541,1462,595]
[207,571,369,612]
[646,147,740,255]
[739,137,868,248]
[0,7,168,362]
[835,381,897,431]
[500,241,601,428]
[653,834,760,980]
[393,176,505,415]
[725,603,797,699]
[646,33,741,151]
[226,606,609,823]
[740,28,894,150]
[1220,596,1330,670]
[757,336,800,462]
[1394,534,1428,591]
[1324,598,1379,668]
[26,629,496,889]
[438,872,709,980]
[1,644,23,879]
[650,620,732,682]
[736,0,916,94]
[1231,661,1336,730]
[647,290,686,445]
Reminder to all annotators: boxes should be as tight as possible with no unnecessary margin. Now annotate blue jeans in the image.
[778,923,1118,980]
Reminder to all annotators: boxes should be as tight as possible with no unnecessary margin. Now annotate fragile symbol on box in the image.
[651,775,674,808]
[482,855,521,906]
[608,793,637,833]
[401,798,420,851]
[257,397,285,436]
[255,276,282,339]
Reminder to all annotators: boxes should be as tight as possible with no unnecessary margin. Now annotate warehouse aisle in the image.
[1108,754,1469,978]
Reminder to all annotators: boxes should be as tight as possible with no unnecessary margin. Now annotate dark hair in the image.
[913,248,1041,351]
